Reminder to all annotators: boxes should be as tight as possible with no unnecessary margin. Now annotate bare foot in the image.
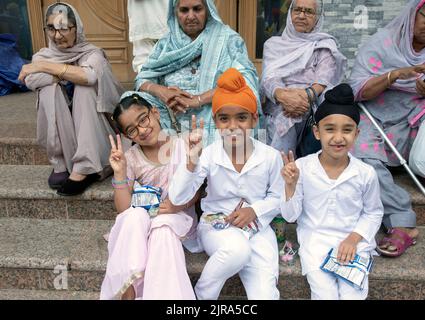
[121,285,135,300]
[398,227,419,240]
[69,172,87,182]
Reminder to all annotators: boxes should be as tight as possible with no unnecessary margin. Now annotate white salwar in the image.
[169,138,283,300]
[280,152,384,300]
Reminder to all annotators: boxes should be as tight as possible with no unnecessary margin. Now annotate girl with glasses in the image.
[100,92,200,300]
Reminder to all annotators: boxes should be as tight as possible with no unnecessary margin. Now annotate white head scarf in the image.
[46,2,86,45]
[261,0,346,87]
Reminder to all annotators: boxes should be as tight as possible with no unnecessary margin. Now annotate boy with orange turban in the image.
[169,68,283,300]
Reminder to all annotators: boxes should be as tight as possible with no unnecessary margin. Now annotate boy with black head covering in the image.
[280,84,384,300]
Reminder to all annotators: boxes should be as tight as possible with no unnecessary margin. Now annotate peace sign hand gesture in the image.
[186,115,204,172]
[281,151,299,186]
[281,151,299,200]
[109,134,127,178]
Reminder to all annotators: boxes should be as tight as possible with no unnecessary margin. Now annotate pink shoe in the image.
[377,228,417,257]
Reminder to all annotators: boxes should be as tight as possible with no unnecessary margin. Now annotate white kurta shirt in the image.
[128,0,169,42]
[280,152,384,275]
[169,138,284,230]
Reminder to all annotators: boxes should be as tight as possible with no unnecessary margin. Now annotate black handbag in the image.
[296,87,322,157]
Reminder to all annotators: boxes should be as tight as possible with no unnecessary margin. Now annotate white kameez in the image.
[280,152,384,300]
[169,138,283,300]
[127,0,169,72]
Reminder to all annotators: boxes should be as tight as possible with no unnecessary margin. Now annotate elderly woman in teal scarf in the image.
[135,0,260,144]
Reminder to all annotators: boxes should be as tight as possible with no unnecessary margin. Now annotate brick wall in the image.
[320,0,409,79]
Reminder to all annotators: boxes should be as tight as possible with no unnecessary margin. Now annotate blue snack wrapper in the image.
[131,181,162,218]
[320,248,373,290]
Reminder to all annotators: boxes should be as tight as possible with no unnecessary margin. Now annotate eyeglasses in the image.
[126,110,151,139]
[291,6,316,18]
[44,25,75,37]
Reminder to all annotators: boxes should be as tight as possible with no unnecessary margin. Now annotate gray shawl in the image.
[31,2,123,113]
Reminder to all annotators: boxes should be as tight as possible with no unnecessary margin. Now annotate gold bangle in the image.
[58,64,69,81]
[197,95,202,107]
[387,71,392,88]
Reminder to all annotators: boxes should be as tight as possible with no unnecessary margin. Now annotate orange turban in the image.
[212,68,257,116]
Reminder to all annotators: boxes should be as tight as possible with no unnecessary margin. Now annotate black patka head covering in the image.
[314,83,360,125]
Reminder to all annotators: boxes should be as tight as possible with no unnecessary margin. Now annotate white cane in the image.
[358,102,425,196]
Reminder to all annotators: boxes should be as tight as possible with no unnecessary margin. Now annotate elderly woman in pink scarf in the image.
[348,0,425,257]
[261,0,346,155]
[19,2,123,196]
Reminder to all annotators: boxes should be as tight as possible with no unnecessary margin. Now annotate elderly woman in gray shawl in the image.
[18,2,123,196]
[348,0,425,257]
[261,0,346,155]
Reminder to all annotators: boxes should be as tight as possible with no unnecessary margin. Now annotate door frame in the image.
[26,0,135,83]
[215,0,238,31]
[27,0,46,53]
[238,0,261,74]
[26,0,259,76]
[27,0,240,56]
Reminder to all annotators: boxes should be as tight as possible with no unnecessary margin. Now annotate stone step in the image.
[0,218,424,300]
[0,92,46,166]
[1,92,425,224]
[0,137,48,166]
[0,289,99,300]
[0,289,246,300]
[1,164,424,225]
[0,165,116,220]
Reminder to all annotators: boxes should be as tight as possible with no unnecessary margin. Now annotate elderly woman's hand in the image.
[157,86,193,106]
[169,95,203,114]
[392,65,425,96]
[18,63,44,84]
[361,64,425,101]
[275,88,309,118]
[393,65,425,80]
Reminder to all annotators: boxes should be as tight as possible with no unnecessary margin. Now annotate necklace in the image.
[191,57,201,75]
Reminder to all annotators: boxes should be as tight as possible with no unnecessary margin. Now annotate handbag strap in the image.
[305,87,313,109]
[305,87,315,119]
[306,86,319,110]
[309,86,319,107]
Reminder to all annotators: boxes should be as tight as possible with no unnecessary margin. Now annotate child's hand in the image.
[186,115,204,171]
[281,151,299,186]
[109,134,127,177]
[337,232,363,265]
[158,199,181,215]
[225,207,257,229]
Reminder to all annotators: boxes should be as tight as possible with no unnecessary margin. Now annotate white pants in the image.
[306,270,369,300]
[132,38,158,73]
[195,224,280,300]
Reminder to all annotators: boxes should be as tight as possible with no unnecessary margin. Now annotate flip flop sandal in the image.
[377,228,417,257]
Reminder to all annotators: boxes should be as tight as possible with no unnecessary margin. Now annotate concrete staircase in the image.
[1,92,425,300]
